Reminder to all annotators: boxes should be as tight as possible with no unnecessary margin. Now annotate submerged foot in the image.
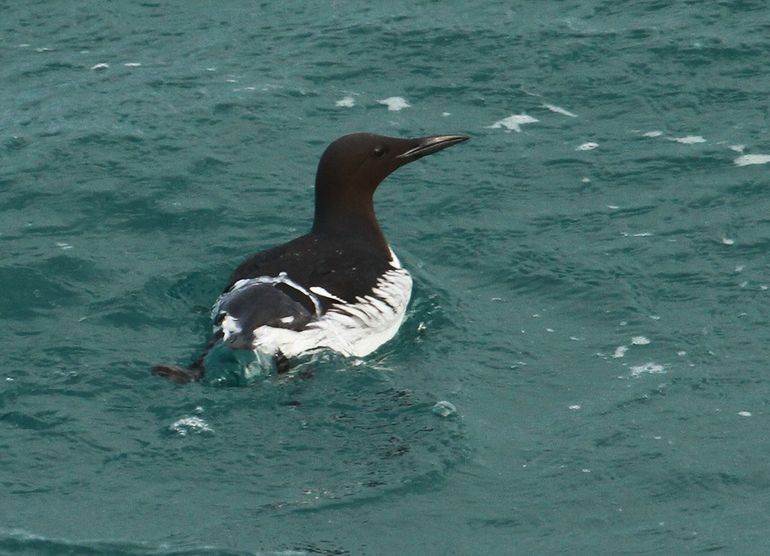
[151,364,204,384]
[276,352,291,374]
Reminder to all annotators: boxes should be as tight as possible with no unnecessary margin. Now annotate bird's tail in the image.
[151,332,223,384]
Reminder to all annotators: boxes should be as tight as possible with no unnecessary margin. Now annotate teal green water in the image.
[3,2,770,554]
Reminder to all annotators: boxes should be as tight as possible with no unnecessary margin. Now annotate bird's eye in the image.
[373,145,386,158]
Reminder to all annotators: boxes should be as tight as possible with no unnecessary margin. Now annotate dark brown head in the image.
[312,132,468,241]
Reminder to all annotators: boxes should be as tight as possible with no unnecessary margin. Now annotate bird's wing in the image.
[213,280,314,349]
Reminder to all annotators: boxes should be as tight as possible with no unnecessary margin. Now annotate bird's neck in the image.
[311,190,389,253]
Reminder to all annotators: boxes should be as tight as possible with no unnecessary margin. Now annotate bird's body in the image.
[214,236,412,359]
[153,132,467,383]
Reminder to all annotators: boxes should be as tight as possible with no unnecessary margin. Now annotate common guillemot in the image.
[153,132,468,383]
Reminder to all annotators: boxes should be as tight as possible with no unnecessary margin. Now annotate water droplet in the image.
[432,401,457,418]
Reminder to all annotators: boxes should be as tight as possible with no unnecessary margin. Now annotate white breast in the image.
[249,252,413,358]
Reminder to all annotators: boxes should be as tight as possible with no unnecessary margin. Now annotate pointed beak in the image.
[396,134,469,161]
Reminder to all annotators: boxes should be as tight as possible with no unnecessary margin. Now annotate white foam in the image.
[631,336,650,345]
[738,411,752,417]
[734,154,770,166]
[722,237,735,245]
[629,362,665,377]
[671,135,706,144]
[123,62,141,67]
[643,131,663,138]
[335,96,355,108]
[729,144,745,153]
[576,142,598,151]
[543,104,577,117]
[90,63,109,71]
[169,416,213,436]
[487,114,538,133]
[622,232,654,237]
[612,345,628,358]
[569,404,581,410]
[378,96,410,111]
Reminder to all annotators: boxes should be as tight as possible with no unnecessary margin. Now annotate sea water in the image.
[2,2,770,554]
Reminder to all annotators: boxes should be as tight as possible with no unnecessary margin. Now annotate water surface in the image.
[2,1,770,554]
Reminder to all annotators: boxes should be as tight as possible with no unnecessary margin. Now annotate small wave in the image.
[378,96,410,111]
[629,362,666,377]
[0,528,256,556]
[486,114,538,133]
[543,103,578,117]
[734,154,770,166]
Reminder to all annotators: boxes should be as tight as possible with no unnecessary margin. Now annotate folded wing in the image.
[213,277,316,350]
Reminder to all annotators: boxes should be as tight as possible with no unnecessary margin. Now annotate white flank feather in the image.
[241,250,413,358]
